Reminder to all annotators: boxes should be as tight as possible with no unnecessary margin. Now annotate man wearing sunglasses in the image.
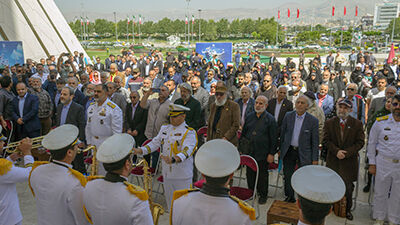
[345,83,365,124]
[368,94,400,225]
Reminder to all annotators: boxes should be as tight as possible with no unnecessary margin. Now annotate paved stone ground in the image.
[18,148,375,225]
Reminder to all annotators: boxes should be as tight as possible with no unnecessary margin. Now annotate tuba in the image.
[133,159,165,225]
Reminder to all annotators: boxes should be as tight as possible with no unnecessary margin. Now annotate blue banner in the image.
[0,41,24,68]
[196,42,232,67]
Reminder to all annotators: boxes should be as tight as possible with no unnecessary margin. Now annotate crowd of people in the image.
[0,46,399,225]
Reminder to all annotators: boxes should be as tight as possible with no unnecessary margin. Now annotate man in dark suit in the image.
[323,99,364,220]
[56,86,86,173]
[94,57,105,71]
[235,86,255,128]
[267,86,293,137]
[67,77,85,106]
[280,95,319,203]
[151,55,163,73]
[11,82,41,139]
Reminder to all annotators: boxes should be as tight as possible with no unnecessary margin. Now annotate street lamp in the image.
[186,0,190,46]
[198,9,202,42]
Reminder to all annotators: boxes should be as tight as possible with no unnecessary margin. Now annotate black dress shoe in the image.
[346,212,353,220]
[363,184,370,193]
[258,197,267,205]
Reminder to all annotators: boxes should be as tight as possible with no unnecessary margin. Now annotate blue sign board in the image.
[0,41,24,68]
[196,42,232,67]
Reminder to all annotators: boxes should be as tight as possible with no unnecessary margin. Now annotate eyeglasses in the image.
[130,96,137,99]
[347,88,355,91]
[263,80,271,82]
[392,102,400,107]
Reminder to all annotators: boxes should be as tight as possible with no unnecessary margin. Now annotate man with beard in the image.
[174,83,202,130]
[191,76,209,125]
[30,76,53,135]
[85,84,123,175]
[241,95,277,204]
[257,74,277,100]
[67,77,85,106]
[207,85,240,146]
[83,83,95,113]
[106,82,127,114]
[319,70,340,102]
[56,86,86,173]
[323,99,365,220]
[368,94,400,225]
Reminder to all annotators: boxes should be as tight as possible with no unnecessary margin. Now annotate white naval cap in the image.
[291,165,346,204]
[195,139,240,178]
[168,103,190,117]
[0,126,6,141]
[42,124,79,151]
[97,133,136,163]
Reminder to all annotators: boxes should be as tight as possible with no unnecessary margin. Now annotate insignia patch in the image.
[174,133,182,136]
[384,135,389,141]
[107,102,116,109]
[384,127,391,131]
[100,119,104,125]
[99,108,106,116]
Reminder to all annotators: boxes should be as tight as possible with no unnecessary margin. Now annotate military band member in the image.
[83,133,153,225]
[133,104,197,209]
[291,165,345,225]
[0,127,33,225]
[29,125,89,225]
[368,94,400,225]
[171,139,255,225]
[85,84,123,175]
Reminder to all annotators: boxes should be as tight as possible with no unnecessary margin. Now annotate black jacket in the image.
[125,102,148,146]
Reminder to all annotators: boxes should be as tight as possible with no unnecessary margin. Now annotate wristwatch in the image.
[171,157,176,164]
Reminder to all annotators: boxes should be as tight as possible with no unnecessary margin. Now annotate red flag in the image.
[332,6,335,16]
[86,18,89,26]
[192,15,194,24]
[185,16,188,25]
[80,18,83,26]
[344,6,347,16]
[388,43,396,64]
[278,10,280,19]
[355,6,358,16]
[288,8,290,18]
[297,9,300,18]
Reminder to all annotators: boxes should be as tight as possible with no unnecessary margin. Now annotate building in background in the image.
[373,1,400,30]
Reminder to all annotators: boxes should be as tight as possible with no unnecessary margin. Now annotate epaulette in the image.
[68,168,87,187]
[0,158,12,176]
[86,175,104,182]
[229,195,256,221]
[107,102,116,109]
[123,181,149,201]
[28,161,49,196]
[90,101,95,105]
[377,115,389,122]
[172,188,199,201]
[185,126,194,131]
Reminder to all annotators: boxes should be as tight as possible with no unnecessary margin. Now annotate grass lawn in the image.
[280,54,319,58]
[85,48,124,61]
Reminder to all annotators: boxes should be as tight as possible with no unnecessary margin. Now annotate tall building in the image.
[373,1,400,30]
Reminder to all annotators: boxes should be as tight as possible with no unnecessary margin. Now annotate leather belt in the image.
[290,146,299,151]
[383,156,400,164]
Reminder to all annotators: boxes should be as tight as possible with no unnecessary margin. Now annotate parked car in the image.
[305,44,321,49]
[279,44,293,49]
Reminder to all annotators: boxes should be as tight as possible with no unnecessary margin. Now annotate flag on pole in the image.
[185,16,188,25]
[278,10,280,19]
[355,6,358,16]
[133,15,136,24]
[86,18,89,25]
[332,6,335,16]
[139,15,142,25]
[344,6,347,16]
[127,16,130,24]
[192,15,194,24]
[80,18,83,26]
[388,43,395,64]
[288,8,290,18]
[297,9,300,18]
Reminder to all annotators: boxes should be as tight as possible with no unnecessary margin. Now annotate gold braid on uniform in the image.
[83,205,93,224]
[230,195,256,221]
[0,159,12,175]
[68,168,87,187]
[170,189,200,225]
[123,181,149,201]
[28,161,49,197]
[86,175,104,182]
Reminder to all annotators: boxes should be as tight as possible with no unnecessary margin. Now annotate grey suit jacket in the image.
[110,93,127,114]
[56,101,86,141]
[279,111,319,166]
[369,97,385,118]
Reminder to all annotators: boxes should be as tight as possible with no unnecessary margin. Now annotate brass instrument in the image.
[133,159,164,225]
[79,146,97,176]
[4,136,44,153]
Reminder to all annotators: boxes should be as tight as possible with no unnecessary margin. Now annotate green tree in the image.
[385,17,400,39]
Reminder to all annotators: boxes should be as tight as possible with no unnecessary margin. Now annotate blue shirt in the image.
[18,93,27,118]
[347,96,365,124]
[60,101,72,125]
[203,78,217,92]
[55,91,61,106]
[291,112,305,147]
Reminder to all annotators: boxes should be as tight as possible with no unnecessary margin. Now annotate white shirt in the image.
[83,179,153,225]
[274,99,283,122]
[368,114,400,165]
[172,191,254,225]
[0,155,34,225]
[29,161,89,225]
[291,113,306,147]
[140,122,197,179]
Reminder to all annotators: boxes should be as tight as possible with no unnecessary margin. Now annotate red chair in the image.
[194,179,206,188]
[130,139,160,184]
[230,155,259,218]
[197,126,207,143]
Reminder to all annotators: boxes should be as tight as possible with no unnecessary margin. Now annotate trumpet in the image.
[133,159,164,225]
[79,145,97,176]
[4,136,44,153]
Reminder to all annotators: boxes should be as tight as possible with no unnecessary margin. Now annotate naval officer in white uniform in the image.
[171,139,256,225]
[0,127,33,225]
[83,133,153,225]
[291,165,346,225]
[368,94,400,225]
[85,84,123,175]
[133,104,198,209]
[29,124,89,225]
